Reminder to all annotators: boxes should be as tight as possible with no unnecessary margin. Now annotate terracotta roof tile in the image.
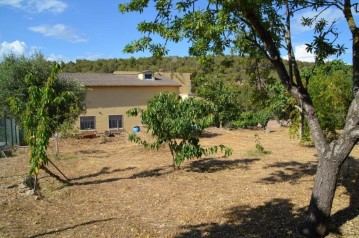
[59,72,181,87]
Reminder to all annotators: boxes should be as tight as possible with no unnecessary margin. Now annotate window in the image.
[109,115,123,129]
[80,116,95,130]
[144,73,152,80]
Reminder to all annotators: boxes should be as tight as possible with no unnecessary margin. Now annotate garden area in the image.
[1,125,358,237]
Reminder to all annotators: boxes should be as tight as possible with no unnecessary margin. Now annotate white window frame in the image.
[80,116,96,130]
[108,115,123,130]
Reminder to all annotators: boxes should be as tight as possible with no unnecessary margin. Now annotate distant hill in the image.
[62,56,314,83]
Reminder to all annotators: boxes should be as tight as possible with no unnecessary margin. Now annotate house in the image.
[60,70,185,133]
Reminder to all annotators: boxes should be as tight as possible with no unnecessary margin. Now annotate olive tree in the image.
[119,1,359,236]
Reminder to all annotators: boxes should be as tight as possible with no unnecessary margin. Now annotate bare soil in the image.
[0,126,358,238]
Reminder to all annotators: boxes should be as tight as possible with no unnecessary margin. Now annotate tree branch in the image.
[349,126,359,139]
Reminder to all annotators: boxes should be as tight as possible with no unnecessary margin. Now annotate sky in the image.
[0,0,357,64]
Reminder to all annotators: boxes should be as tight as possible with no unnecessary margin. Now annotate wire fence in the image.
[0,118,20,149]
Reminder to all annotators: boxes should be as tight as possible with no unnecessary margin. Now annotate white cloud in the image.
[46,53,69,62]
[28,0,67,13]
[294,44,315,62]
[0,0,23,8]
[292,8,343,33]
[0,0,67,13]
[29,24,87,43]
[0,40,26,55]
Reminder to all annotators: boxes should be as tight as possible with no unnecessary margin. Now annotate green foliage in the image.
[233,112,259,128]
[0,53,86,127]
[308,60,353,140]
[0,53,51,118]
[234,79,294,129]
[264,80,295,122]
[254,134,264,153]
[290,60,353,142]
[62,56,200,74]
[247,133,271,156]
[193,74,242,127]
[289,109,312,144]
[9,62,86,176]
[127,92,232,168]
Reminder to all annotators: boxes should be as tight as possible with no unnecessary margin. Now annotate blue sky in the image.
[0,0,357,64]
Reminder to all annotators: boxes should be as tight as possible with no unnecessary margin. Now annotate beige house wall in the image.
[157,72,192,95]
[77,86,180,133]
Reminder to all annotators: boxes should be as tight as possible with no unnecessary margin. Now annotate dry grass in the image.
[0,126,358,238]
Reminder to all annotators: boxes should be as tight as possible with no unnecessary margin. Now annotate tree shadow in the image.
[27,218,118,237]
[199,131,222,138]
[60,166,172,186]
[77,149,107,154]
[70,177,125,186]
[186,158,260,173]
[70,166,136,181]
[128,166,173,179]
[259,161,317,184]
[176,198,305,238]
[45,166,136,187]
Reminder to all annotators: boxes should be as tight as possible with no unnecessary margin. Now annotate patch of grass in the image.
[247,134,272,156]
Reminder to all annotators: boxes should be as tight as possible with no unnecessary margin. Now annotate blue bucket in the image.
[133,126,140,133]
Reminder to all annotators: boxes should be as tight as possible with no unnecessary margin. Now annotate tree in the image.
[127,92,232,168]
[193,73,241,127]
[9,61,86,190]
[308,60,353,140]
[234,77,294,129]
[0,54,86,154]
[290,60,353,143]
[0,53,51,118]
[119,1,359,236]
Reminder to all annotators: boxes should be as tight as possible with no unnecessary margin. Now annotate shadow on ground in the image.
[176,198,305,238]
[259,161,317,184]
[27,218,118,237]
[199,132,222,138]
[77,149,107,154]
[44,165,174,187]
[128,166,174,178]
[70,166,136,181]
[186,158,260,173]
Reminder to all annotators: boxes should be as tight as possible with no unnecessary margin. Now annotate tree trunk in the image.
[298,155,342,237]
[55,137,59,157]
[242,4,359,237]
[299,103,304,142]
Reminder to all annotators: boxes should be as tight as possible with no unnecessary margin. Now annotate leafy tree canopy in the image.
[306,60,352,140]
[193,73,242,127]
[0,53,51,118]
[127,92,232,168]
[9,62,86,178]
[0,53,86,131]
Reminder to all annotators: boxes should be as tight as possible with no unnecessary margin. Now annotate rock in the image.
[25,189,34,196]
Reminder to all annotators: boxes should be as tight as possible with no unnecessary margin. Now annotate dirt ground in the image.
[0,126,358,238]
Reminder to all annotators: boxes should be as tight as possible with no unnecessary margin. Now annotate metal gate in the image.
[0,118,19,149]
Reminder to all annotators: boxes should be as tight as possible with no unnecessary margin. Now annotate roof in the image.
[59,72,182,87]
